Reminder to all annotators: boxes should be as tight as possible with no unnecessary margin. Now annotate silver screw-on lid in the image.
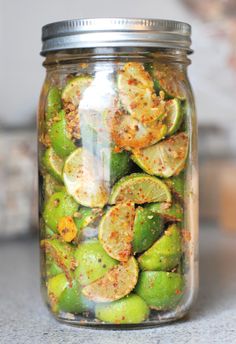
[41,18,192,55]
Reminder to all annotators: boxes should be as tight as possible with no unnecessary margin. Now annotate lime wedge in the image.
[49,110,76,158]
[135,271,184,310]
[164,98,183,136]
[165,173,185,201]
[132,207,164,253]
[43,174,65,201]
[109,110,167,150]
[109,173,171,205]
[47,273,68,312]
[132,132,188,178]
[46,86,62,121]
[146,202,183,222]
[99,202,135,261]
[62,75,93,106]
[138,224,182,271]
[95,294,149,324]
[82,257,138,302]
[42,147,64,182]
[63,148,109,208]
[117,62,165,124]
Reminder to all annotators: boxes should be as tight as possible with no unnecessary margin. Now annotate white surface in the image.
[0,0,235,127]
[1,226,236,343]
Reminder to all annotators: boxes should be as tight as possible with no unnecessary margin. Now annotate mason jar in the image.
[38,18,198,327]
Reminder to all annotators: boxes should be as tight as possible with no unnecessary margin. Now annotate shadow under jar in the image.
[38,18,198,328]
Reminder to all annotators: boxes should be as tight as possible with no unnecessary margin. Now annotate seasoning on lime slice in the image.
[135,271,184,310]
[138,224,182,271]
[95,294,149,324]
[132,132,188,178]
[109,110,167,150]
[132,207,164,253]
[61,75,93,106]
[63,148,109,208]
[82,257,139,302]
[99,202,135,261]
[43,191,78,232]
[58,278,94,314]
[74,207,103,231]
[42,147,64,183]
[117,62,165,124]
[146,202,183,222]
[165,173,185,201]
[46,86,62,121]
[164,98,183,136]
[41,239,76,281]
[49,110,76,158]
[74,240,118,286]
[109,173,171,205]
[47,273,68,312]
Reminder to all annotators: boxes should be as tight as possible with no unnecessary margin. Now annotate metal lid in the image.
[41,18,192,55]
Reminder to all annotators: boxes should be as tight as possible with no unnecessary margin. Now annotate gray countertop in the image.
[1,226,236,344]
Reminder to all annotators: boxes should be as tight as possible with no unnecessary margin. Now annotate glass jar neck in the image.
[43,47,191,70]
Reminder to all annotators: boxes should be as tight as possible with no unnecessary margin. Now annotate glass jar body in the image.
[38,48,198,328]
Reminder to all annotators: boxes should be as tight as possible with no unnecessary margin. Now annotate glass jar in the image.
[38,18,198,328]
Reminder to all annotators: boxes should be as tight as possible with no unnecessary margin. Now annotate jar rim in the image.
[41,17,192,56]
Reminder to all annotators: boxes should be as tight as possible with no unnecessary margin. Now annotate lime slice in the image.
[150,63,187,100]
[165,173,185,201]
[138,224,182,271]
[99,202,135,261]
[74,207,103,231]
[95,294,149,324]
[63,148,109,208]
[41,239,76,281]
[47,273,68,312]
[82,257,139,302]
[132,207,164,253]
[135,271,184,310]
[61,75,93,106]
[58,278,94,314]
[109,111,167,150]
[164,98,183,136]
[109,173,171,205]
[43,191,78,232]
[146,202,183,222]
[117,62,165,124]
[74,240,118,286]
[46,86,62,122]
[49,110,76,158]
[132,132,188,178]
[42,147,64,182]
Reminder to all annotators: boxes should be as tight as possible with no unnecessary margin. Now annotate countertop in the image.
[1,226,236,344]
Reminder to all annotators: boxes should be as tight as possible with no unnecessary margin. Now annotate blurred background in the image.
[1,0,236,238]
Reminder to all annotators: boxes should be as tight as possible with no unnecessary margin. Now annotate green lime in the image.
[58,279,93,314]
[61,75,93,106]
[135,271,184,310]
[41,239,76,280]
[117,62,165,124]
[47,273,68,312]
[43,191,78,232]
[49,110,76,158]
[46,258,63,278]
[132,207,164,253]
[46,86,62,121]
[110,111,167,150]
[43,174,65,201]
[74,240,118,286]
[95,294,149,324]
[164,98,183,136]
[165,173,185,201]
[99,202,135,261]
[42,147,64,182]
[63,148,109,208]
[82,257,139,302]
[146,202,183,222]
[132,132,188,178]
[109,173,171,205]
[138,224,182,271]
